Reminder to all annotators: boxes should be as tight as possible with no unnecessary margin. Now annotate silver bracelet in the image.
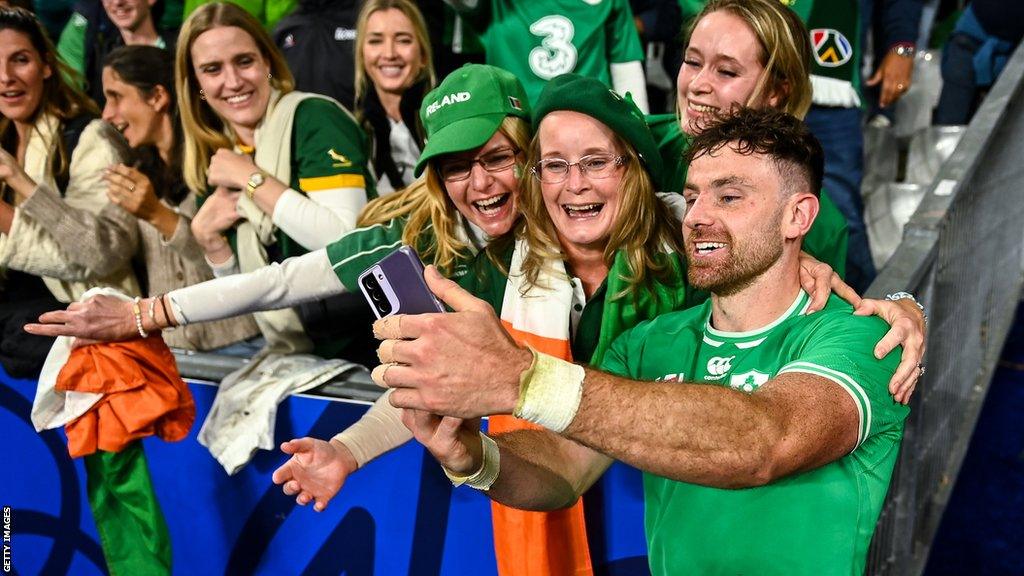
[885,291,928,325]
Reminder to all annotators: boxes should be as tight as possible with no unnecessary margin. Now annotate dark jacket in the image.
[273,0,360,109]
[74,0,178,107]
[359,80,427,191]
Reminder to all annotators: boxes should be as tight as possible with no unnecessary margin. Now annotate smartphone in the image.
[357,246,445,319]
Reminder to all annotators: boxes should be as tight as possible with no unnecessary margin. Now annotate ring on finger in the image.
[896,83,906,91]
[917,362,925,377]
[128,181,136,192]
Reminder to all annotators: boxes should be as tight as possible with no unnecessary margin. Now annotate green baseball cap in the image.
[414,64,531,177]
[532,73,664,189]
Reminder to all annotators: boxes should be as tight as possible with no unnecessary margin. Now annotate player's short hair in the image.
[684,107,824,197]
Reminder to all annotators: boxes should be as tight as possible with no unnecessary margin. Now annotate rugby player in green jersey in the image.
[373,108,916,575]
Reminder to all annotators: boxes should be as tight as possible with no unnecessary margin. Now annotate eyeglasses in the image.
[438,147,520,182]
[531,154,626,184]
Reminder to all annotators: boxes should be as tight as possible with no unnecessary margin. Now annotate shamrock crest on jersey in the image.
[729,370,771,393]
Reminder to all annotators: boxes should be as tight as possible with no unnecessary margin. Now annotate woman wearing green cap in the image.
[272,73,861,576]
[25,63,533,378]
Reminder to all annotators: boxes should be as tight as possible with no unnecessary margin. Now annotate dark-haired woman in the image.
[99,45,260,352]
[0,6,137,375]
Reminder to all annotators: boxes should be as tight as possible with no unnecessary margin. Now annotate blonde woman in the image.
[354,0,436,194]
[648,0,924,397]
[174,2,375,356]
[649,0,851,280]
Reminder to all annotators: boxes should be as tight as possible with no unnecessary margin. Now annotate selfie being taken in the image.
[3,0,1023,574]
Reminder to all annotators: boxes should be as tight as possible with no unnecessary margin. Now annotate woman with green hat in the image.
[25,62,532,374]
[272,73,692,576]
[270,73,920,576]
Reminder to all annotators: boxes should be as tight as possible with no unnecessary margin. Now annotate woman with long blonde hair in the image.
[649,0,850,281]
[354,0,436,194]
[176,2,375,357]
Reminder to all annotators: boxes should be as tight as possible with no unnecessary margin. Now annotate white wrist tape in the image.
[513,348,585,433]
[443,432,500,491]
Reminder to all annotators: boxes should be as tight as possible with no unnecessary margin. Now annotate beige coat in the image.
[0,115,140,302]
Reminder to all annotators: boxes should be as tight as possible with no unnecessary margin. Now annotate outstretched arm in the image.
[23,248,345,341]
[374,267,865,488]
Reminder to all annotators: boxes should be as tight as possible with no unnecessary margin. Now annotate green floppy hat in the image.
[531,73,664,189]
[414,64,531,177]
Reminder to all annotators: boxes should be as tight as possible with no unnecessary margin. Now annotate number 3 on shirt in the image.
[529,15,577,79]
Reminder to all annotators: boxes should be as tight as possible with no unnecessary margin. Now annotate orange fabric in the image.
[485,322,593,576]
[56,335,195,458]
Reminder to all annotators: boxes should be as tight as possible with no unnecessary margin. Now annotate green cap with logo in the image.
[414,64,531,177]
[532,73,664,189]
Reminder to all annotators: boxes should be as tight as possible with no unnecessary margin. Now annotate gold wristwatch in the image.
[245,171,266,200]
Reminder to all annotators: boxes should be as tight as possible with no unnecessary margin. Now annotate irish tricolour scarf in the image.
[488,239,690,575]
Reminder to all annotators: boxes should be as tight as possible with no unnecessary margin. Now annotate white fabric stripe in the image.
[778,361,871,449]
[500,237,573,340]
[706,291,809,339]
[734,337,766,349]
[702,334,723,347]
[332,238,403,271]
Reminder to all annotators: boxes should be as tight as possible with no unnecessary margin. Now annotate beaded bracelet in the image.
[132,297,148,338]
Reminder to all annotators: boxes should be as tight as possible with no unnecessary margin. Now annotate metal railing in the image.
[865,41,1024,574]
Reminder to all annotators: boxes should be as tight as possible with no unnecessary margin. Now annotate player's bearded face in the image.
[685,202,785,295]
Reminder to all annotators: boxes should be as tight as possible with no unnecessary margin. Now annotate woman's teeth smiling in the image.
[473,193,509,216]
[226,93,252,105]
[377,64,405,78]
[689,102,717,114]
[563,203,603,218]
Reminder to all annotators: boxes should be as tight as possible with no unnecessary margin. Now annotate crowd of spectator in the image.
[2,0,1017,573]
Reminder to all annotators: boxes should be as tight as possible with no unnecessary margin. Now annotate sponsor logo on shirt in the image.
[811,29,853,68]
[656,373,685,383]
[328,149,352,167]
[705,355,735,380]
[335,27,356,41]
[425,92,472,116]
[729,370,770,393]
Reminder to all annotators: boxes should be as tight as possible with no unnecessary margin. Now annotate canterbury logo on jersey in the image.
[425,92,471,116]
[704,356,735,380]
[655,373,685,383]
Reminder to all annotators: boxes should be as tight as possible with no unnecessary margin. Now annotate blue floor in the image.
[924,302,1024,575]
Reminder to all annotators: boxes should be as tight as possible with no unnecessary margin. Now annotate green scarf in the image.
[591,251,693,365]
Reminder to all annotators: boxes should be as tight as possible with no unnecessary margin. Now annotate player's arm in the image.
[374,267,881,490]
[561,368,859,487]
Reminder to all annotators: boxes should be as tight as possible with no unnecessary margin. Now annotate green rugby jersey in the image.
[646,113,850,278]
[601,290,908,575]
[325,216,477,292]
[457,0,643,103]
